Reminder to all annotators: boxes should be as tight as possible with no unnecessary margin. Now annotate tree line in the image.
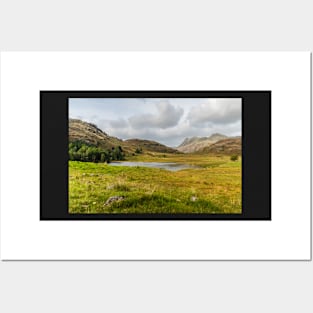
[69,141,124,163]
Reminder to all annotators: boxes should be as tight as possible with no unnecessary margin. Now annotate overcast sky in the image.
[69,98,242,147]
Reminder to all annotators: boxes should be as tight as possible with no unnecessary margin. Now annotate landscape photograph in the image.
[68,98,242,215]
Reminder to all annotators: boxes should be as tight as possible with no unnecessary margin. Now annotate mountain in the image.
[199,137,242,155]
[69,118,126,149]
[69,119,180,155]
[177,133,228,153]
[207,133,228,142]
[178,136,208,147]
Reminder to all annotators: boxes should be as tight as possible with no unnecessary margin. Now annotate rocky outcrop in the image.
[104,196,125,206]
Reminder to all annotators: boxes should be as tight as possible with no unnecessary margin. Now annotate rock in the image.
[104,196,125,206]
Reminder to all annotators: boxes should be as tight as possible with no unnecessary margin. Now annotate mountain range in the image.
[69,119,241,155]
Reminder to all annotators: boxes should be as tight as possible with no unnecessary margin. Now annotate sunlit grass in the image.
[69,153,241,214]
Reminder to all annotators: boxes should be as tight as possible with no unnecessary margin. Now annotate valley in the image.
[68,119,242,214]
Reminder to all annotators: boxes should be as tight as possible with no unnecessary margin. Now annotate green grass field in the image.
[69,153,241,214]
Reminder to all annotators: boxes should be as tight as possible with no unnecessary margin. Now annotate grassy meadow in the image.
[69,153,241,214]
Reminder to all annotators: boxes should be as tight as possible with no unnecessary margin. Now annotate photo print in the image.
[68,98,242,215]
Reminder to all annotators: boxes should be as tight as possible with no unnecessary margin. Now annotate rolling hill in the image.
[125,138,181,154]
[69,118,124,148]
[69,119,180,155]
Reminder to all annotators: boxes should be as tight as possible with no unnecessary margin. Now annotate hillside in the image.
[69,118,130,149]
[177,133,227,153]
[69,119,179,155]
[125,139,181,154]
[199,137,242,155]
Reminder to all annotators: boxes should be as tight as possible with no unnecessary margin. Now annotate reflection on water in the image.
[109,161,198,172]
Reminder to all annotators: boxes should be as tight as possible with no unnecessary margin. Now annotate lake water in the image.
[109,161,198,172]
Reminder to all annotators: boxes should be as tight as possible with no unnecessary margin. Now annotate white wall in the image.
[0,1,312,312]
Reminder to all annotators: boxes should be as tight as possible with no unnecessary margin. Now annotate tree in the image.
[100,153,106,163]
[68,141,125,163]
[135,147,142,154]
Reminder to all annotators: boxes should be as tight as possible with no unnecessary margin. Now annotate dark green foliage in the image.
[69,141,124,163]
[230,155,238,161]
[111,146,124,161]
[135,147,143,154]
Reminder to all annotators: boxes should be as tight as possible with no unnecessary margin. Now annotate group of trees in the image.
[69,141,124,163]
[135,147,143,154]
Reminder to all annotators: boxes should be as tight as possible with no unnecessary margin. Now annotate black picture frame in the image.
[40,91,271,220]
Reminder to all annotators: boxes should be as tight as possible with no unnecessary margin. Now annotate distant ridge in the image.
[177,133,228,153]
[125,138,181,154]
[199,137,242,155]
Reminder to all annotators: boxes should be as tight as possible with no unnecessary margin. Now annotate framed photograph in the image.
[0,52,310,260]
[40,91,271,220]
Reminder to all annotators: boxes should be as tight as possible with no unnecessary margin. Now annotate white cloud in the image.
[128,100,184,129]
[109,118,128,128]
[103,119,241,147]
[187,98,241,126]
[70,98,242,147]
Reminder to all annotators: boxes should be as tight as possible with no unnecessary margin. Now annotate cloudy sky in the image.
[69,98,242,147]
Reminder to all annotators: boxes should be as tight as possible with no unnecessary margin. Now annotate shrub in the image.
[230,155,238,161]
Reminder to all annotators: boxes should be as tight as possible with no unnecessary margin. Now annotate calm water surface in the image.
[109,161,198,172]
